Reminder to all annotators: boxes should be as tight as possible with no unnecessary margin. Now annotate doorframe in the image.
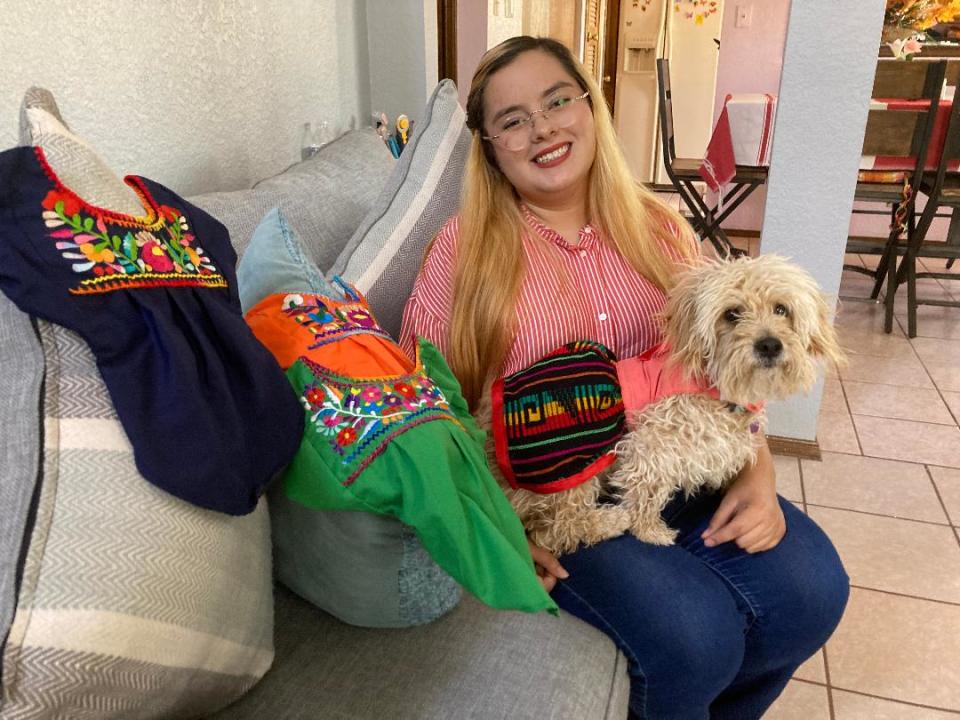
[438,0,458,84]
[601,0,621,111]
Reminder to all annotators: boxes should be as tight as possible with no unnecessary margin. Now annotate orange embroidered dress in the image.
[245,282,556,614]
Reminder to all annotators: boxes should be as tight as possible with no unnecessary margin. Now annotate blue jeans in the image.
[551,492,849,720]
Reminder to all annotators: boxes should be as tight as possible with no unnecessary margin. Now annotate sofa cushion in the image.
[1,322,275,718]
[211,585,631,720]
[237,208,461,628]
[0,295,42,685]
[328,80,472,337]
[190,129,395,265]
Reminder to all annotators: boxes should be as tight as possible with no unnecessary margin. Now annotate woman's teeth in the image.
[535,144,570,164]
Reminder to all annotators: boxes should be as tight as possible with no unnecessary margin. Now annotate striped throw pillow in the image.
[328,80,471,338]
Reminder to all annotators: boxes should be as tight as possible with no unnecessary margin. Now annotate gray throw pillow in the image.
[191,130,395,264]
[328,80,472,337]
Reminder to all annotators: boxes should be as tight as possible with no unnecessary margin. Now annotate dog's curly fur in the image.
[475,255,846,555]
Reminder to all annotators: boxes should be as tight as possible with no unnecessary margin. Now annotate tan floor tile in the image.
[853,415,960,468]
[792,649,826,683]
[774,455,802,503]
[818,409,861,455]
[895,305,960,340]
[841,272,883,299]
[930,466,960,526]
[839,353,933,389]
[828,588,960,709]
[822,377,849,414]
[889,280,958,309]
[763,680,830,720]
[836,300,900,335]
[845,253,867,268]
[911,338,960,393]
[919,256,960,274]
[808,506,960,603]
[802,453,948,523]
[843,381,955,425]
[910,336,960,367]
[941,391,960,422]
[833,690,960,719]
[926,363,960,394]
[836,326,916,360]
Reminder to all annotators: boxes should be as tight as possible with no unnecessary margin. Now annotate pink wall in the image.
[457,0,488,107]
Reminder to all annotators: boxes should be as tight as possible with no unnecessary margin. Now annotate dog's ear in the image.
[806,292,847,369]
[662,263,713,380]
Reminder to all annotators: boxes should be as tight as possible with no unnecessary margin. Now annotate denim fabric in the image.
[552,492,849,720]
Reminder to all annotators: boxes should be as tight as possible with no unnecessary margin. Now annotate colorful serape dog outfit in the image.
[244,285,556,615]
[0,146,303,515]
[491,342,723,494]
[491,341,627,493]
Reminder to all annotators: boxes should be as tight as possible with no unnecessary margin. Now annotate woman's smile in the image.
[532,142,572,167]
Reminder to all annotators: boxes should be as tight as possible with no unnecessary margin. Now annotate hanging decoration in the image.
[672,0,719,26]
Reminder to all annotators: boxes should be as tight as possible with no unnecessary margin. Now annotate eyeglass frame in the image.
[481,90,591,146]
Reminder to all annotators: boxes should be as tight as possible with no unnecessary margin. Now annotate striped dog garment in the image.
[491,341,625,494]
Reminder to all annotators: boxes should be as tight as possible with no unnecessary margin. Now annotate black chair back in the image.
[655,58,677,167]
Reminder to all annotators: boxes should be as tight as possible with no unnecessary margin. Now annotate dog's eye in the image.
[774,304,790,317]
[723,308,742,323]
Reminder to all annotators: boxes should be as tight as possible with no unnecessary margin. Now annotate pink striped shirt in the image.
[399,205,692,377]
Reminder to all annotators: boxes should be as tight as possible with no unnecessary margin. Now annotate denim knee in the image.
[755,504,851,665]
[790,547,850,657]
[633,605,746,718]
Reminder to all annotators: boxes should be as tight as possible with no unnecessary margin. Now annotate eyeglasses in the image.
[482,91,591,152]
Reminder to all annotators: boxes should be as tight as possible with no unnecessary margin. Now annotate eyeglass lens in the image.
[494,95,587,151]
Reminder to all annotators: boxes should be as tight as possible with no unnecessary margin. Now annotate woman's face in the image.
[482,50,596,206]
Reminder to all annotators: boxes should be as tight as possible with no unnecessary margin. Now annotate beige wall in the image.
[0,0,368,195]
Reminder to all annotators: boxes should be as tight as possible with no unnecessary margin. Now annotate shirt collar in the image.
[519,203,600,253]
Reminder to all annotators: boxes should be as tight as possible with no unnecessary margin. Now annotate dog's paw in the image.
[586,505,630,544]
[631,522,679,546]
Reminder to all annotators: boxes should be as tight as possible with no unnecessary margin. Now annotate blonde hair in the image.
[449,36,697,407]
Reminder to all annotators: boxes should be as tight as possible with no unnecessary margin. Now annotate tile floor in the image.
[763,254,960,719]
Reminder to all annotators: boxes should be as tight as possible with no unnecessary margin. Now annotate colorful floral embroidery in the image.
[41,188,226,295]
[281,293,391,349]
[301,359,460,469]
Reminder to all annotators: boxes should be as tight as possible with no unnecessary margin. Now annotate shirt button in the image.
[579,249,587,258]
[598,312,608,321]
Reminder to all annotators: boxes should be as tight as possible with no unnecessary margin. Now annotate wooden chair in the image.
[845,59,946,333]
[655,58,767,258]
[891,71,960,337]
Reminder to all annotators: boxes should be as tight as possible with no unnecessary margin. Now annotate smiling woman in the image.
[406,36,696,407]
[480,53,598,226]
[399,34,850,720]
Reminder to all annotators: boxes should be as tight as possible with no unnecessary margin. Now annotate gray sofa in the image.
[0,110,628,717]
[187,130,631,719]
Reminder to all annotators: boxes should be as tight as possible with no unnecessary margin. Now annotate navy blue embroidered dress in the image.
[0,146,303,515]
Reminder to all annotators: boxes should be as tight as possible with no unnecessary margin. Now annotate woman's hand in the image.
[701,439,785,554]
[527,537,569,592]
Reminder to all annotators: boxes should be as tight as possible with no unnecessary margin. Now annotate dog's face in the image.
[662,256,846,406]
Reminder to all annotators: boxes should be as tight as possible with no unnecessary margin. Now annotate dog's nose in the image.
[754,336,783,360]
